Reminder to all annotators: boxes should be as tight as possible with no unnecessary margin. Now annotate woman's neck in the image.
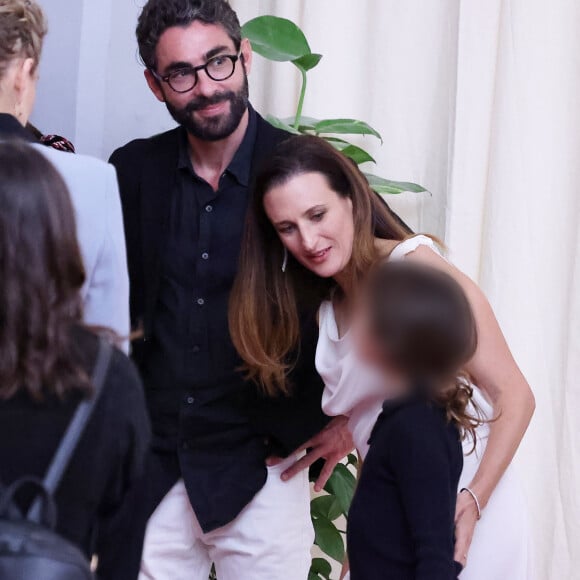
[375,236,401,258]
[333,237,400,297]
[333,266,354,299]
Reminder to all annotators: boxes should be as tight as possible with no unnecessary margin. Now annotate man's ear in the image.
[144,69,166,103]
[240,37,253,75]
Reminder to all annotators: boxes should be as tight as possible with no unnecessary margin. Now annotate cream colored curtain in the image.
[232,1,580,577]
[447,1,580,578]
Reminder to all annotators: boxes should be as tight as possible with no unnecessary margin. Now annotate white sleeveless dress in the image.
[316,235,532,579]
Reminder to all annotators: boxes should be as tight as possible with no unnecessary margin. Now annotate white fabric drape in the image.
[33,0,579,576]
[232,1,580,577]
[446,2,580,577]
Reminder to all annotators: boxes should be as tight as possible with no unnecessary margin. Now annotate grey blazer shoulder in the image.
[34,145,130,352]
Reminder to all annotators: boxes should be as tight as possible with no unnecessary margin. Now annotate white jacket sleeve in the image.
[81,163,130,353]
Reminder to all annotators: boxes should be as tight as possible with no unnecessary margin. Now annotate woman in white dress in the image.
[230,136,534,578]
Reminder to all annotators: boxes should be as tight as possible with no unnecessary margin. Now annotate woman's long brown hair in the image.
[0,142,90,401]
[229,135,409,396]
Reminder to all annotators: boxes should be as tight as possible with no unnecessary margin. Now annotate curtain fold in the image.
[446,2,580,575]
[235,1,580,577]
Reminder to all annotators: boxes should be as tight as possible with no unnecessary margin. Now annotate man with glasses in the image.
[109,1,353,578]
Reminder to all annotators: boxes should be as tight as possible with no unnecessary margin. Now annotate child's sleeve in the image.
[388,407,461,580]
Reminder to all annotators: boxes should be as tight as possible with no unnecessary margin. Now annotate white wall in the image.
[34,0,177,159]
[31,0,83,141]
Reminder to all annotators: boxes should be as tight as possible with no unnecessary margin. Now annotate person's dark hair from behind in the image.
[0,142,90,401]
[136,0,242,71]
[365,260,483,445]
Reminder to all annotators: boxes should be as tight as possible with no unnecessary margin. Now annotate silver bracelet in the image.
[460,487,482,520]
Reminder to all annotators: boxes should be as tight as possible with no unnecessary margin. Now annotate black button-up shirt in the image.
[111,106,332,537]
[140,109,271,530]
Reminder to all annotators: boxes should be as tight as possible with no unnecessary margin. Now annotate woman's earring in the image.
[281,247,288,273]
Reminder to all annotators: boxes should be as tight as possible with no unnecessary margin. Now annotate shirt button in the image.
[191,345,200,353]
[205,205,213,213]
[186,396,195,405]
[181,441,190,450]
[201,252,209,260]
[197,298,205,306]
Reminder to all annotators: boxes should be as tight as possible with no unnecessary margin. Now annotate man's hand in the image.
[267,416,354,492]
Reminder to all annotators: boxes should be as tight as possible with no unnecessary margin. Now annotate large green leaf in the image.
[280,116,320,132]
[311,494,343,522]
[313,516,345,562]
[365,173,428,195]
[309,557,332,580]
[315,119,382,142]
[293,53,323,72]
[325,138,376,165]
[242,16,311,62]
[324,463,356,516]
[341,144,375,165]
[266,115,301,135]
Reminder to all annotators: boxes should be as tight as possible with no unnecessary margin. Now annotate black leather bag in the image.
[0,338,112,580]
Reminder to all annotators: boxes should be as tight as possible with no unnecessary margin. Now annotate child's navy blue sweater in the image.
[347,396,464,579]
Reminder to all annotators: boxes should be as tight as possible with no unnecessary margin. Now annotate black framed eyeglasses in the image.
[151,53,241,94]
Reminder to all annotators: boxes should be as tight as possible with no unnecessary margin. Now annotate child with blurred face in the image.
[347,261,482,580]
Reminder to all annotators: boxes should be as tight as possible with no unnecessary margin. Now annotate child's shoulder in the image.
[373,398,458,449]
[381,396,447,425]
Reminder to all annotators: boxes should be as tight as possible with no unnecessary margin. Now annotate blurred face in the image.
[351,297,406,393]
[352,300,381,366]
[264,172,355,278]
[145,21,251,141]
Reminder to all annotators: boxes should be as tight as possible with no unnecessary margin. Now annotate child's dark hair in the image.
[366,260,484,447]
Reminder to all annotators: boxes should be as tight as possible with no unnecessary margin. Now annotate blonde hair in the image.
[0,0,46,79]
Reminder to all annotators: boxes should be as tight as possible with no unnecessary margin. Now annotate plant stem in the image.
[293,68,308,129]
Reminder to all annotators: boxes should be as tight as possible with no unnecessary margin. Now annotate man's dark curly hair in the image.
[137,0,242,71]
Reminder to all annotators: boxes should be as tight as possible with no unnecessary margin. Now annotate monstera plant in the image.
[242,15,427,198]
[210,14,426,580]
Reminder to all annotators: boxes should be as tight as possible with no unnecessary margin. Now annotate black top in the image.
[142,108,258,446]
[347,395,463,580]
[109,106,330,532]
[0,326,151,578]
[0,113,36,142]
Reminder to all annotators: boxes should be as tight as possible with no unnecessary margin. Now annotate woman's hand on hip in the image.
[454,490,479,569]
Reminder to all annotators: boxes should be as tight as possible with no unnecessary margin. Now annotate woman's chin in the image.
[304,262,342,279]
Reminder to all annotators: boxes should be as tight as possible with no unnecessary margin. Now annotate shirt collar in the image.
[177,104,258,187]
[368,385,435,444]
[0,113,36,142]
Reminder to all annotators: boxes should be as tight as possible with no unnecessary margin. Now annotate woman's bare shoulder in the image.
[375,237,401,258]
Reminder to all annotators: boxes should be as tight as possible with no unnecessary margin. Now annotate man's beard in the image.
[165,74,249,142]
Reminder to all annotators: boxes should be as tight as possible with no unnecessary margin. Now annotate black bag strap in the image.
[27,337,113,521]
